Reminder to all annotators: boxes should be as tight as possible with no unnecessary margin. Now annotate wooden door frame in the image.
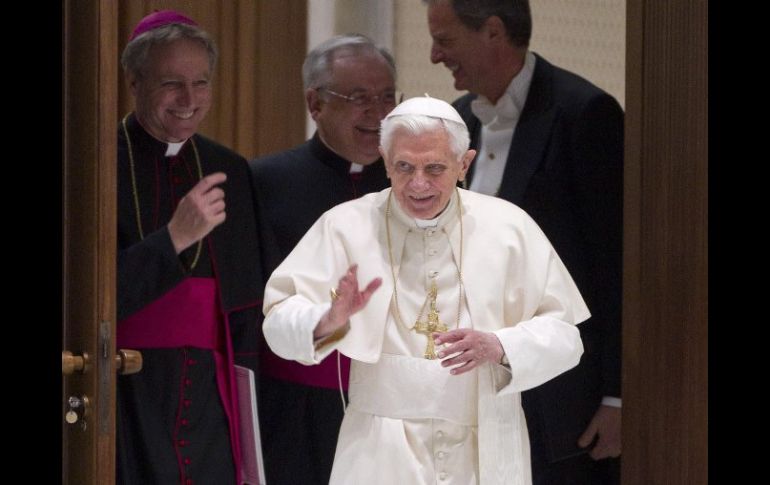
[623,0,708,483]
[62,1,117,483]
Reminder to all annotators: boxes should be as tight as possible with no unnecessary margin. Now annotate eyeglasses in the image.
[321,88,402,108]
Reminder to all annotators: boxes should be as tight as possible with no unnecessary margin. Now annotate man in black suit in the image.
[248,34,394,485]
[425,1,623,484]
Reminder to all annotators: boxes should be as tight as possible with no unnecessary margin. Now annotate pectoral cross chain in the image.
[413,282,447,359]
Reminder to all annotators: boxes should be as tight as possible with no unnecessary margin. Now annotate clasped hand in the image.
[435,329,505,375]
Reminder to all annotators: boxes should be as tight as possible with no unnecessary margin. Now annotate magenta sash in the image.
[117,277,242,482]
[117,277,222,349]
[261,348,350,390]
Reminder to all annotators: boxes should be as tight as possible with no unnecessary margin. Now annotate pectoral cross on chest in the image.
[413,282,448,359]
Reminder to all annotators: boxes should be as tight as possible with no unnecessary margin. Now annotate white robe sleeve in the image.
[491,212,589,395]
[262,208,354,365]
[494,316,582,393]
[263,296,337,365]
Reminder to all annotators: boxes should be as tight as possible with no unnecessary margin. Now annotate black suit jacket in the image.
[250,133,389,273]
[454,53,624,462]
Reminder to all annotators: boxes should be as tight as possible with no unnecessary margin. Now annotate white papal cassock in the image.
[262,188,589,485]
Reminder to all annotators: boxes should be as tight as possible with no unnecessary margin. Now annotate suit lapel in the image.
[497,54,558,204]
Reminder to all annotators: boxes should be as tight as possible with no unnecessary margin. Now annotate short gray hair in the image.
[121,23,218,78]
[380,115,470,162]
[302,34,396,91]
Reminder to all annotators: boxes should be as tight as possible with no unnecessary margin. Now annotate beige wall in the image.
[393,0,626,107]
[530,0,625,107]
[393,1,454,101]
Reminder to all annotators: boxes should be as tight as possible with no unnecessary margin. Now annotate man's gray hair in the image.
[380,115,470,162]
[121,23,218,78]
[302,34,396,91]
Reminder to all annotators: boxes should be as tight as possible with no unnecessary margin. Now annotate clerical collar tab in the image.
[384,95,466,127]
[414,217,439,228]
[165,140,186,157]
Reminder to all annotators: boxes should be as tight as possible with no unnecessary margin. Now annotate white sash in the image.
[348,353,478,425]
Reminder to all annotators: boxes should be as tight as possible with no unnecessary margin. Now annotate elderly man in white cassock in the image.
[262,96,589,485]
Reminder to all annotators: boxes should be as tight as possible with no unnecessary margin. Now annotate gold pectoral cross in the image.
[413,282,448,359]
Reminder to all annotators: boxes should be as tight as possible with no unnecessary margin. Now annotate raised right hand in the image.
[314,264,382,339]
[167,172,227,254]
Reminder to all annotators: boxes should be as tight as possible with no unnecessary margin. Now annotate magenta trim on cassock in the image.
[216,312,242,483]
[117,276,242,482]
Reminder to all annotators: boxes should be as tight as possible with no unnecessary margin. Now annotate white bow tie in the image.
[470,94,519,130]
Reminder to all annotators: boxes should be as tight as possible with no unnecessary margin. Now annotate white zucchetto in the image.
[384,95,467,127]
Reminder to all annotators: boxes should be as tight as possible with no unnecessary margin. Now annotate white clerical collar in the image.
[165,140,186,157]
[414,217,439,228]
[470,51,537,129]
[350,163,364,173]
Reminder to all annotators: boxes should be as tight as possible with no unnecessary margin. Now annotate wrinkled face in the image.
[309,54,396,165]
[427,1,494,97]
[383,128,474,219]
[130,38,212,142]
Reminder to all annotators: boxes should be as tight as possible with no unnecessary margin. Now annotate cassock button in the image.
[184,457,192,465]
[178,439,188,447]
[185,378,192,387]
[187,359,196,366]
[429,271,439,278]
[427,229,435,237]
[185,479,193,485]
[428,248,437,256]
[439,472,448,480]
[181,418,189,426]
[437,451,446,459]
[436,430,444,439]
[183,399,191,408]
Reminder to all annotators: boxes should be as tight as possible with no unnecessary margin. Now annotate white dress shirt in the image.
[468,51,536,196]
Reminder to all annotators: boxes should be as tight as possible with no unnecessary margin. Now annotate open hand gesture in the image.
[314,264,382,339]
